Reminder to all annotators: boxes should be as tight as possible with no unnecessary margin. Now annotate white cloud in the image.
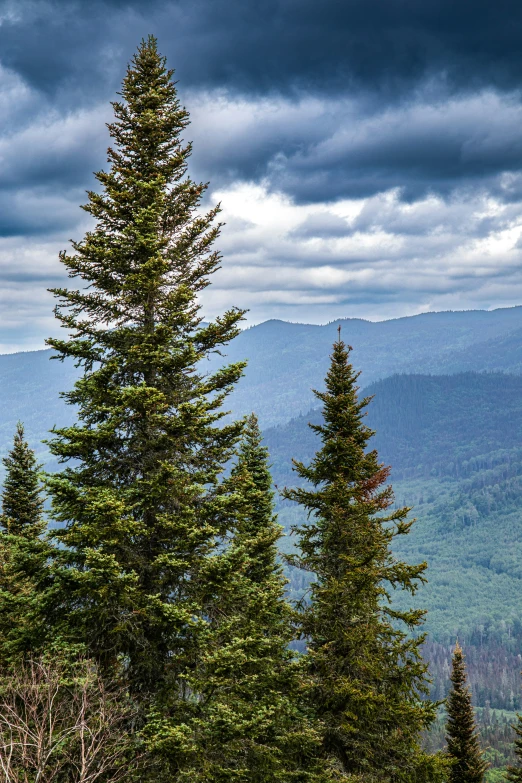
[199,181,522,324]
[2,77,522,349]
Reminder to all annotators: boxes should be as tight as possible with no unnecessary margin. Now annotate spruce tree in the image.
[45,37,245,700]
[0,423,48,660]
[1,422,44,537]
[284,334,437,781]
[146,414,329,781]
[506,713,522,783]
[446,643,488,783]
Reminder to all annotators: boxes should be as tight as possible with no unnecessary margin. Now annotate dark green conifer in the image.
[506,713,522,783]
[147,413,329,781]
[0,423,48,660]
[284,334,437,781]
[1,422,44,537]
[45,37,245,700]
[210,413,327,781]
[446,642,488,783]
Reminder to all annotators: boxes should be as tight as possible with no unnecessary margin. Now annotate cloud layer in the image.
[1,0,522,348]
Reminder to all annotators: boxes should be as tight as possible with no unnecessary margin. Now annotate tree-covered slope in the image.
[266,371,522,483]
[439,326,522,376]
[264,372,522,642]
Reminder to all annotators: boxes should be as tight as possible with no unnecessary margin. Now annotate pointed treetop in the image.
[1,422,44,538]
[446,641,488,783]
[282,334,435,778]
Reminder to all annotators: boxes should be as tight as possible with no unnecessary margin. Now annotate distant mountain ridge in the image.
[207,305,522,425]
[1,305,522,466]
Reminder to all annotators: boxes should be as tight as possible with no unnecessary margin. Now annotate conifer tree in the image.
[0,423,48,659]
[446,643,488,783]
[506,713,522,783]
[284,334,437,781]
[1,422,44,537]
[146,413,329,781]
[45,37,245,701]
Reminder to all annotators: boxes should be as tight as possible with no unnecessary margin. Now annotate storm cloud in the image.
[1,0,522,348]
[6,0,522,99]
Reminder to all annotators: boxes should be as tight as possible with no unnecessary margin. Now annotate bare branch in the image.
[0,657,142,783]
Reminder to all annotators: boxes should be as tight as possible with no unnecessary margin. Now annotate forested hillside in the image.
[267,371,522,484]
[265,371,522,643]
[264,370,522,759]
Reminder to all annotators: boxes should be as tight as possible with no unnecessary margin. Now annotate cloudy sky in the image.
[2,0,522,350]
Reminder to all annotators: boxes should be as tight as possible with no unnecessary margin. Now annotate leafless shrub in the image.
[0,656,140,783]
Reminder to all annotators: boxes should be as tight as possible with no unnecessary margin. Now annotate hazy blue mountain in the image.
[2,304,522,464]
[264,372,522,642]
[207,305,522,425]
[435,324,522,375]
[0,349,78,468]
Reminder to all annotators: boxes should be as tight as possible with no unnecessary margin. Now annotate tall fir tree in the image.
[506,713,522,783]
[284,334,437,782]
[1,423,45,538]
[45,37,245,700]
[446,642,488,783]
[0,423,48,660]
[146,413,329,782]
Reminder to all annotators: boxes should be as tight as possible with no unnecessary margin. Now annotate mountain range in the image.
[4,305,522,463]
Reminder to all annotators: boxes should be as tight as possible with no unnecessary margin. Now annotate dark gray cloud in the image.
[186,90,522,204]
[2,1,522,207]
[0,187,84,237]
[1,0,522,348]
[5,0,522,100]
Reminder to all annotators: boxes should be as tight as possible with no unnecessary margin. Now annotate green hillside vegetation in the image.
[264,371,522,643]
[264,371,522,771]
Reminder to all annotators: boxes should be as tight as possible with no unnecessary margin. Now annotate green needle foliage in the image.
[506,713,522,783]
[146,414,329,782]
[1,422,44,538]
[218,414,326,781]
[284,335,437,782]
[0,423,48,661]
[45,37,245,703]
[446,643,488,783]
